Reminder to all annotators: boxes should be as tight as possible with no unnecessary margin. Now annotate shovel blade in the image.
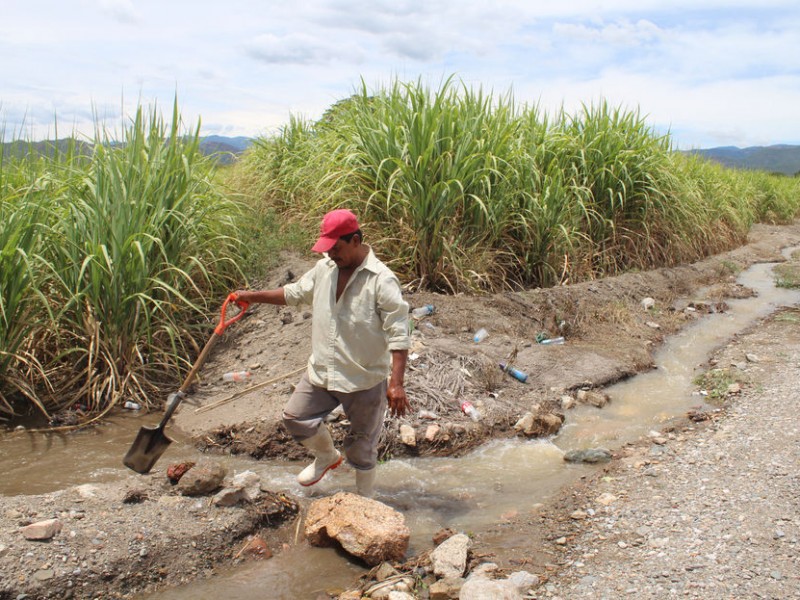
[123,425,174,474]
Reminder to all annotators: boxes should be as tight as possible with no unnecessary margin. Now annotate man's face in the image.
[326,235,360,269]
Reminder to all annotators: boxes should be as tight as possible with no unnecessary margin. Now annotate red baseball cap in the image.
[311,209,360,253]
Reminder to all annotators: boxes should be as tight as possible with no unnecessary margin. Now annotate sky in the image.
[2,0,799,150]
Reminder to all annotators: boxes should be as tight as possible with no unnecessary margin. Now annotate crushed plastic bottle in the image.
[411,304,435,318]
[123,401,141,410]
[539,336,565,345]
[222,370,252,382]
[499,362,529,383]
[473,328,488,343]
[460,401,481,422]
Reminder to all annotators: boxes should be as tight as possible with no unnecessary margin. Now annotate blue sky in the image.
[2,0,799,149]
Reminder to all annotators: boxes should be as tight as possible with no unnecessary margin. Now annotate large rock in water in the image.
[304,492,410,565]
[176,460,227,496]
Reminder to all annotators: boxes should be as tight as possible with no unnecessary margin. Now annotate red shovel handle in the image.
[214,293,250,335]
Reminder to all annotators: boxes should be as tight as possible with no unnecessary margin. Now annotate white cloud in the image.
[1,1,800,146]
[245,33,365,65]
[96,0,140,24]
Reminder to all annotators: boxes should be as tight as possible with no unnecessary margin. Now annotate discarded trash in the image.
[123,401,141,410]
[418,409,438,420]
[499,362,529,383]
[460,401,481,422]
[411,304,435,318]
[222,370,252,382]
[539,337,565,345]
[473,328,488,343]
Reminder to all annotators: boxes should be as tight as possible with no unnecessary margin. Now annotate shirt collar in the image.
[324,246,380,274]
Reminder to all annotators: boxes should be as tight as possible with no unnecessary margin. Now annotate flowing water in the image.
[2,256,799,599]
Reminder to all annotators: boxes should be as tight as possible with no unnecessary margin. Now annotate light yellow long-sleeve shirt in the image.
[283,249,410,393]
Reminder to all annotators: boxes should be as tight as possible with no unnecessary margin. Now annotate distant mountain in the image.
[5,136,798,175]
[686,145,800,176]
[198,136,254,165]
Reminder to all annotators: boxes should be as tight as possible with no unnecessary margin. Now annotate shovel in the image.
[123,293,249,474]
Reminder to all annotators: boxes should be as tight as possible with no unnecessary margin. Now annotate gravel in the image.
[539,311,800,599]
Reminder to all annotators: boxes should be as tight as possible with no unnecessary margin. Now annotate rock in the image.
[374,562,400,581]
[166,461,195,484]
[364,576,416,600]
[425,424,440,441]
[213,472,261,506]
[596,492,617,506]
[21,518,62,541]
[213,487,247,507]
[429,577,465,599]
[430,532,470,579]
[304,492,410,565]
[33,569,55,581]
[399,424,417,446]
[646,321,661,329]
[460,564,538,600]
[561,395,576,410]
[576,389,610,408]
[236,535,272,559]
[74,484,100,499]
[432,527,457,546]
[563,448,612,463]
[513,412,564,437]
[231,470,262,501]
[176,461,227,496]
[388,592,415,600]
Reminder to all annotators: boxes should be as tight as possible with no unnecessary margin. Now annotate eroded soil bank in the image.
[2,222,800,599]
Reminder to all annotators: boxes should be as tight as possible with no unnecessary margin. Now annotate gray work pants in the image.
[282,373,387,470]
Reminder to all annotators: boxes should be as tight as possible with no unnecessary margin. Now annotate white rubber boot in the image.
[355,468,376,498]
[297,426,342,487]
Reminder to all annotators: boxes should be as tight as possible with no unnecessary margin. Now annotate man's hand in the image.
[386,383,410,417]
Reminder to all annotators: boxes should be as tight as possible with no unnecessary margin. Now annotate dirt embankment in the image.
[2,222,800,600]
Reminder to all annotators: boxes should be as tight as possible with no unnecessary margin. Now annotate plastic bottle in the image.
[473,328,488,343]
[499,362,529,383]
[411,304,435,318]
[539,336,565,345]
[123,401,141,410]
[460,401,481,422]
[222,370,252,382]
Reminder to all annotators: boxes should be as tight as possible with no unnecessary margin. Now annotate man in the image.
[234,209,410,498]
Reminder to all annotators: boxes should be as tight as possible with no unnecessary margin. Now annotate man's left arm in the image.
[387,349,409,417]
[376,271,411,417]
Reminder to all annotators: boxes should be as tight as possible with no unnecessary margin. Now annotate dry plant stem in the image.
[194,367,306,414]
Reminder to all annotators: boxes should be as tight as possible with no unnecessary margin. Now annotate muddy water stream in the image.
[2,257,799,599]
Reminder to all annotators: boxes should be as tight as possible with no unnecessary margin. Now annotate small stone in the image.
[425,424,440,442]
[21,519,62,541]
[555,537,567,545]
[33,569,54,581]
[596,493,617,506]
[399,424,417,446]
[570,510,588,520]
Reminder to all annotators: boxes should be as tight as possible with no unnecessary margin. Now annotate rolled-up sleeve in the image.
[283,264,318,307]
[377,272,410,351]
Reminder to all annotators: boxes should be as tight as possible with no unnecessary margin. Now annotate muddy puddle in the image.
[2,255,800,599]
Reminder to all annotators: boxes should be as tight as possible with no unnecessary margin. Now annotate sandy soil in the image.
[2,222,800,599]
